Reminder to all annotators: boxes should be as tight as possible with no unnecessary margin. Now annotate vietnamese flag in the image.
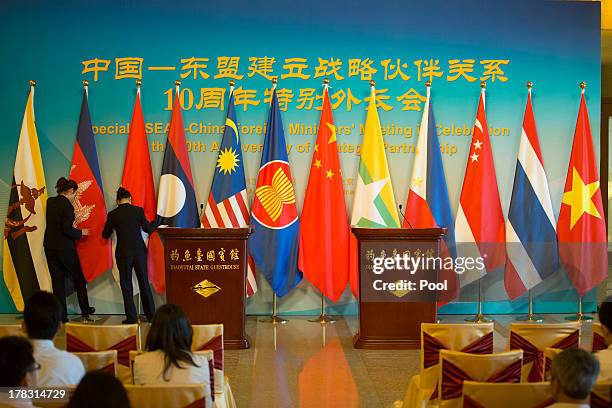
[69,88,112,281]
[557,88,607,297]
[298,85,349,302]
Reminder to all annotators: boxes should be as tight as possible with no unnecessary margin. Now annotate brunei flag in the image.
[349,84,400,298]
[148,84,199,293]
[3,83,51,311]
[249,88,302,297]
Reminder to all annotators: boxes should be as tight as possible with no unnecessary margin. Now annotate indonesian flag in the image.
[556,90,607,297]
[70,88,112,282]
[112,87,157,295]
[299,85,349,302]
[455,87,505,287]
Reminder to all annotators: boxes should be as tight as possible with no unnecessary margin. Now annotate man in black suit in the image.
[102,187,157,324]
[44,177,94,322]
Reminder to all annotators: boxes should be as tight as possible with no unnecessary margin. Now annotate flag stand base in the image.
[564,297,592,321]
[464,280,493,323]
[309,295,336,324]
[260,294,288,325]
[515,290,543,322]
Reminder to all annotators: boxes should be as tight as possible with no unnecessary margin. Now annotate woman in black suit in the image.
[43,177,94,321]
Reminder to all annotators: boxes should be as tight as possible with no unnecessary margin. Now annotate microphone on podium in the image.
[398,204,413,229]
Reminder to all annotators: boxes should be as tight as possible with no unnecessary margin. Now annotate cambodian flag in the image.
[148,85,199,293]
[69,88,112,282]
[249,88,302,297]
[404,85,458,302]
[505,88,559,299]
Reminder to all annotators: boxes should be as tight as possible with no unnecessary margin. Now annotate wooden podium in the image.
[158,227,250,349]
[352,227,447,349]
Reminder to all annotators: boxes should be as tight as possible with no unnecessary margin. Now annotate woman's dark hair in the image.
[116,187,131,201]
[599,296,612,332]
[145,304,199,381]
[0,336,36,387]
[68,371,130,408]
[55,177,78,194]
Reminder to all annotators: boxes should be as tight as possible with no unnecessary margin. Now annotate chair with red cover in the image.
[65,322,138,383]
[125,384,211,408]
[593,322,607,352]
[438,350,523,408]
[402,323,494,407]
[72,350,118,377]
[590,381,612,408]
[461,381,553,408]
[508,322,580,382]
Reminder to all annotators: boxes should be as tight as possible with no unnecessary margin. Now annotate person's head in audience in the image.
[599,296,612,346]
[145,304,199,380]
[23,290,62,340]
[68,371,130,408]
[0,336,39,387]
[550,348,599,404]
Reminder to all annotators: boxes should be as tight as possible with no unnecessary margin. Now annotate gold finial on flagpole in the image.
[175,80,181,87]
[136,79,142,88]
[229,79,236,95]
[369,80,376,87]
[425,80,432,87]
[83,80,89,88]
[29,80,36,87]
[83,80,89,96]
[579,81,586,92]
[272,76,278,86]
[480,81,486,88]
[527,81,533,89]
[323,78,330,85]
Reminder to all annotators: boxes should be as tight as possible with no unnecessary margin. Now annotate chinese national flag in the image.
[298,86,349,302]
[557,91,607,297]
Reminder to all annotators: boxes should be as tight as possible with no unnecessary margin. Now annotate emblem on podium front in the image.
[192,279,221,298]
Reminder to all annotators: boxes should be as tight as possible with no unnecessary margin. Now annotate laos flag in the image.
[249,88,302,297]
[147,85,199,293]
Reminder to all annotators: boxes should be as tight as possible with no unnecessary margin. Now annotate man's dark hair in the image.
[0,336,36,386]
[68,371,131,408]
[551,348,599,400]
[24,291,62,339]
[116,187,131,201]
[599,296,612,332]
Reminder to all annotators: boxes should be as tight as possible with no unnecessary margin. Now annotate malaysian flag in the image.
[201,91,257,296]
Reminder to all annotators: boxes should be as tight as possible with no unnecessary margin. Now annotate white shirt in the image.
[31,339,85,386]
[0,392,36,408]
[596,345,612,381]
[133,350,212,406]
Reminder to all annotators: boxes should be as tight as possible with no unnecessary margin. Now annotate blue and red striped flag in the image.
[201,91,257,296]
[505,87,559,299]
[249,88,302,297]
[148,85,199,293]
[69,89,112,282]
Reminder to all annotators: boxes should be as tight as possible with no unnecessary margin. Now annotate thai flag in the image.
[201,92,257,296]
[505,88,559,299]
[404,86,458,302]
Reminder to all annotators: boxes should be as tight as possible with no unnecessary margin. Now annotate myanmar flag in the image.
[349,85,400,298]
[3,83,51,311]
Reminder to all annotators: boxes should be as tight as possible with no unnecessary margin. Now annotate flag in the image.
[111,86,157,295]
[249,88,301,297]
[201,91,257,297]
[69,89,112,282]
[298,85,349,302]
[505,88,559,299]
[556,89,607,297]
[455,87,505,287]
[148,86,199,293]
[349,86,400,298]
[404,85,458,302]
[3,84,51,311]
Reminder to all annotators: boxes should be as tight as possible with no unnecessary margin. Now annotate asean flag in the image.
[147,85,199,293]
[249,88,302,297]
[69,89,112,282]
[557,89,607,297]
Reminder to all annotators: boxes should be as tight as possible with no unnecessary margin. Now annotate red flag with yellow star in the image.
[298,85,349,302]
[557,91,607,297]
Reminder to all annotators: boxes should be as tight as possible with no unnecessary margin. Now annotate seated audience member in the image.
[549,348,599,408]
[596,296,612,380]
[23,291,85,386]
[133,304,212,406]
[68,371,130,408]
[0,336,39,407]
